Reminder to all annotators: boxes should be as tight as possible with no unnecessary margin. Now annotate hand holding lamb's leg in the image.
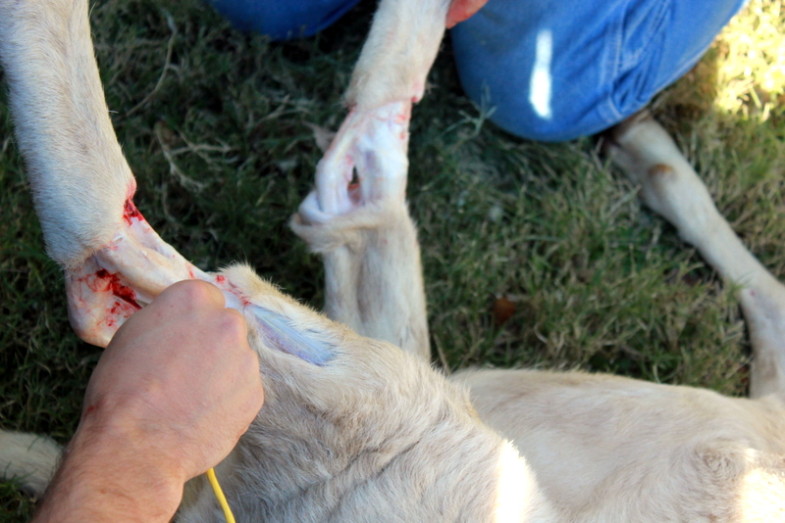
[0,0,362,359]
[65,198,210,347]
[607,111,785,399]
[292,101,430,361]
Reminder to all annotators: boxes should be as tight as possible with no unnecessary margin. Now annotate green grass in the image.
[1,0,783,519]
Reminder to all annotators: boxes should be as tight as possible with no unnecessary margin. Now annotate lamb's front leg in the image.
[346,0,485,110]
[0,0,207,347]
[316,0,453,215]
[295,0,488,359]
[346,0,450,110]
[608,112,785,399]
[291,102,430,361]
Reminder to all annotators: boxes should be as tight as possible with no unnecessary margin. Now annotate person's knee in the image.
[486,104,593,143]
[206,0,360,40]
[450,0,744,142]
[449,9,615,142]
[459,75,612,142]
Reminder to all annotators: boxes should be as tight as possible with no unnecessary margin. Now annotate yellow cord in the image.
[206,467,236,523]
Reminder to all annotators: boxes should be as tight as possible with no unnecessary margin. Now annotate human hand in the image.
[446,0,489,28]
[81,279,264,481]
[34,280,263,522]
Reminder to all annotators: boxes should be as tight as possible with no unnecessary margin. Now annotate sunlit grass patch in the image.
[660,0,784,123]
[714,0,784,119]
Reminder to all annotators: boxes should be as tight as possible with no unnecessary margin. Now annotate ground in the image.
[0,0,783,519]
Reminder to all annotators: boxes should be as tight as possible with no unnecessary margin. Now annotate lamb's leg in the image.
[291,102,430,361]
[345,0,486,111]
[0,0,216,347]
[0,0,404,363]
[293,0,477,359]
[346,0,449,112]
[315,0,452,215]
[607,111,785,399]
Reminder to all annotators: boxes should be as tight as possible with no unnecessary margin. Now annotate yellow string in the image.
[206,467,236,523]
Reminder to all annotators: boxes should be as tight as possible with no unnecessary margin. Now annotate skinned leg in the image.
[0,0,348,360]
[311,0,450,219]
[291,101,430,361]
[0,0,211,347]
[607,111,785,399]
[450,0,747,141]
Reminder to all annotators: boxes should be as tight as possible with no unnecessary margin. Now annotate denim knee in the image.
[450,0,746,142]
[206,0,361,40]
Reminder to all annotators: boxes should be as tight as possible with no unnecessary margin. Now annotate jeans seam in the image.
[619,0,672,70]
[602,0,673,127]
[599,2,625,126]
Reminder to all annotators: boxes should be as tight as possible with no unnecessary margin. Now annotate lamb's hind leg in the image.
[608,111,785,399]
[291,102,430,361]
[0,0,209,347]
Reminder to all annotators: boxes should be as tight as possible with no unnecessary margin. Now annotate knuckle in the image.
[242,345,261,372]
[169,280,223,309]
[218,308,249,341]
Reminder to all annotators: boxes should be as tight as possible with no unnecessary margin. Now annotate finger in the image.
[158,280,227,312]
[446,0,489,28]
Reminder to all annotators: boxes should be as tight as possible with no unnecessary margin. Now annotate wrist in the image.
[34,401,185,522]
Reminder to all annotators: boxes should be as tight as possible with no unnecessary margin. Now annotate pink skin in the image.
[305,0,489,218]
[68,101,411,348]
[66,194,234,347]
[301,101,411,222]
[446,0,489,28]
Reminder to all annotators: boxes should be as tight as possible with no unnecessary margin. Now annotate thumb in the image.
[446,0,489,28]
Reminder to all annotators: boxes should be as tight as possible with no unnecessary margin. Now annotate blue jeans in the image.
[207,0,747,141]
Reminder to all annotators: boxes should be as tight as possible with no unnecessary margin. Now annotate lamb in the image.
[0,1,548,520]
[2,0,785,521]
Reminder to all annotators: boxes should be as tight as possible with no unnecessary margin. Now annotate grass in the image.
[0,0,783,519]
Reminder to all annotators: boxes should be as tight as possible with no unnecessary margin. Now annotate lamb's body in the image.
[177,267,549,521]
[460,370,785,520]
[2,0,785,521]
